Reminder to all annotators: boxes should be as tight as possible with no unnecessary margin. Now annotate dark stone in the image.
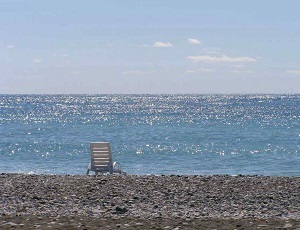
[115,206,128,214]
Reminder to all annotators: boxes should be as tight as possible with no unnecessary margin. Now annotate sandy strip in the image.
[1,173,299,229]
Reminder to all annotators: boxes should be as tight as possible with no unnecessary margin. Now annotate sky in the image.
[1,0,300,94]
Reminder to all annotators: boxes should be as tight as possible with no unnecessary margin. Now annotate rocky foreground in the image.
[0,173,299,229]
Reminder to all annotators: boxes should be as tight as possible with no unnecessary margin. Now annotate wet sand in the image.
[1,173,299,229]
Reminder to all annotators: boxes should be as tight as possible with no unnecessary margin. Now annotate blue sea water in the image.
[0,94,299,176]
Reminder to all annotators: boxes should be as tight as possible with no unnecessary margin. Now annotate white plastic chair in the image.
[86,142,124,175]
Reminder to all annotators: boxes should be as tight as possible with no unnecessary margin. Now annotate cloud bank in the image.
[187,55,257,63]
[186,68,215,73]
[229,70,253,73]
[122,70,155,75]
[286,70,300,75]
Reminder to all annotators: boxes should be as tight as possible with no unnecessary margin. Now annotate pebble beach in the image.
[1,173,299,229]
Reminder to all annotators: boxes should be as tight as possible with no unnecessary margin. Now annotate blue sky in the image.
[1,0,300,94]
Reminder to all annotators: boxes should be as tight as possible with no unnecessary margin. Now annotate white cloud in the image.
[187,55,257,63]
[229,70,253,73]
[153,42,173,48]
[186,68,215,73]
[122,70,155,75]
[286,70,300,75]
[7,45,15,49]
[33,59,42,63]
[188,38,201,45]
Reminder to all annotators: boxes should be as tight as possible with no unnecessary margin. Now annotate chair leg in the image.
[113,162,121,174]
[87,163,91,175]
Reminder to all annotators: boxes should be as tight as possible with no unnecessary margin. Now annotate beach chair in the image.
[86,142,123,175]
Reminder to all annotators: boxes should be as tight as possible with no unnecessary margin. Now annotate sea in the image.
[0,94,299,176]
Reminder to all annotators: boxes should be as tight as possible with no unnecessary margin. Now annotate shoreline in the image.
[1,173,299,229]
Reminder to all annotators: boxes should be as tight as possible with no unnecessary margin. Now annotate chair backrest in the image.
[90,142,113,173]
